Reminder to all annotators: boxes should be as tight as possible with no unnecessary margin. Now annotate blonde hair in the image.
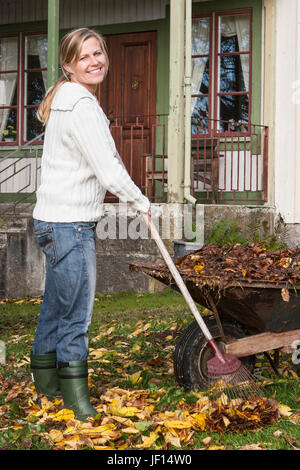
[37,28,109,124]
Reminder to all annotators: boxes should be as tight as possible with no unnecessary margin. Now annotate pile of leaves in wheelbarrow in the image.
[175,242,300,285]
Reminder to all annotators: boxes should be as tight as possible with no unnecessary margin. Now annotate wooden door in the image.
[97,31,157,201]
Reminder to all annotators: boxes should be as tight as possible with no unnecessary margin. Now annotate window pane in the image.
[0,37,18,71]
[25,35,48,69]
[191,96,209,134]
[219,14,250,53]
[219,53,249,92]
[192,17,210,55]
[218,94,249,132]
[24,108,44,141]
[192,57,209,95]
[0,73,17,106]
[25,71,47,105]
[0,108,17,142]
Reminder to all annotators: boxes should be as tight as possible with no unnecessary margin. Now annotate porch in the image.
[0,114,268,215]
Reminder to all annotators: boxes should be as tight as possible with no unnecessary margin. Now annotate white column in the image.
[274,0,300,223]
[167,0,185,203]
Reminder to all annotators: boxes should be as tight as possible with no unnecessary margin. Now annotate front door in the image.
[97,31,157,201]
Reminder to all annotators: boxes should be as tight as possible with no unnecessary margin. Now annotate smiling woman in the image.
[31,28,150,423]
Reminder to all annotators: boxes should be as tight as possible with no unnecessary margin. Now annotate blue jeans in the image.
[32,219,97,362]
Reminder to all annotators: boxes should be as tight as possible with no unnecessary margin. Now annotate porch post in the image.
[47,0,60,87]
[167,0,185,203]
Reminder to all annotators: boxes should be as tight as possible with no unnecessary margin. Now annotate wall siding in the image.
[0,0,169,28]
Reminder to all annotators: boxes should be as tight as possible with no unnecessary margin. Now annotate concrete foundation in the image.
[0,202,293,299]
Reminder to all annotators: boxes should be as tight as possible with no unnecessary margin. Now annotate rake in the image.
[142,213,263,403]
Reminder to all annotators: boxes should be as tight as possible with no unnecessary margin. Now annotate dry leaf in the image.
[49,429,64,443]
[136,432,159,449]
[281,288,290,302]
[201,436,212,446]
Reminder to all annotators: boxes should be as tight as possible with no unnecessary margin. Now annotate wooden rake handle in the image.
[141,212,225,362]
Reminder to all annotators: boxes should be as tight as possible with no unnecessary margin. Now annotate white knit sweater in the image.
[33,82,150,222]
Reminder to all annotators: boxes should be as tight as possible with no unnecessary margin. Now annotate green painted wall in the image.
[0,0,262,149]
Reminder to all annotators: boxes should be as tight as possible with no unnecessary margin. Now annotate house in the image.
[0,0,299,298]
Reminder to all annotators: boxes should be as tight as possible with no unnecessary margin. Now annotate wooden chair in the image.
[143,138,221,203]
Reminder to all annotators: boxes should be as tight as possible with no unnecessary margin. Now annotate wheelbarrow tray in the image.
[129,261,300,334]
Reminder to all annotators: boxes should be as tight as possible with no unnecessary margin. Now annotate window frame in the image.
[21,30,47,145]
[191,12,213,136]
[0,33,20,147]
[213,8,253,137]
[191,8,253,138]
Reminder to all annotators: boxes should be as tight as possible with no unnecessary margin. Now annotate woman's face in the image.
[64,36,107,94]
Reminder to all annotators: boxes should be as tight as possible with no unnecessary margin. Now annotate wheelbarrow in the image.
[129,260,300,391]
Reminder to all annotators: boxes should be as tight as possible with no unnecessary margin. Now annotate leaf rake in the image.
[142,213,263,404]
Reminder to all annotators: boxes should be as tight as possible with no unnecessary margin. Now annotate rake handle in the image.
[142,213,225,364]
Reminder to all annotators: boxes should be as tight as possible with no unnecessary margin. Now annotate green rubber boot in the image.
[57,360,98,421]
[30,352,61,400]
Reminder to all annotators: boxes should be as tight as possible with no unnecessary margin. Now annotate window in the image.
[0,35,19,145]
[191,10,252,135]
[0,32,47,146]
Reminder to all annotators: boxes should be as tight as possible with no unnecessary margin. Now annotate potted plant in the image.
[2,125,16,142]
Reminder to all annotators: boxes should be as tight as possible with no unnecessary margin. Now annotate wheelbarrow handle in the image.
[141,212,225,362]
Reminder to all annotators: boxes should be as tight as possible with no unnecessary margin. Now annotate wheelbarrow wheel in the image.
[173,316,255,391]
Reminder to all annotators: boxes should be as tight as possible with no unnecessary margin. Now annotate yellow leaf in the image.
[207,445,225,450]
[49,429,64,443]
[278,404,293,417]
[130,371,142,385]
[108,400,140,417]
[53,408,75,421]
[136,432,159,448]
[93,445,116,450]
[192,413,207,431]
[89,348,109,359]
[164,419,192,430]
[194,264,205,274]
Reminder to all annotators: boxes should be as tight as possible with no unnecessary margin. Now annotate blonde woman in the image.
[30,28,150,421]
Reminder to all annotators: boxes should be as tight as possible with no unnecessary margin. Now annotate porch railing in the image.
[0,132,44,216]
[0,116,269,217]
[190,119,269,204]
[144,118,269,204]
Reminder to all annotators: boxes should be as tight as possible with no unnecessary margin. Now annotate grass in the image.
[0,288,299,451]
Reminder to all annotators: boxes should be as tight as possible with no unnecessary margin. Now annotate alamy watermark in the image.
[95,203,204,243]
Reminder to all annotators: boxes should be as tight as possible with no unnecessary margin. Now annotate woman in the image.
[30,28,151,421]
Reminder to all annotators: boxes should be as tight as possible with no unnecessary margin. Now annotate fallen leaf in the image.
[278,404,293,417]
[202,436,212,446]
[281,288,290,302]
[49,429,64,443]
[136,432,159,449]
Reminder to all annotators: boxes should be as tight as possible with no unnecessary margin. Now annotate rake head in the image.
[206,353,263,402]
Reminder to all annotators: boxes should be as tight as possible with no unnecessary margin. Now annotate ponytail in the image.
[37,76,68,125]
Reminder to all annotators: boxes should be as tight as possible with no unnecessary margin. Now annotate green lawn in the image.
[0,289,299,451]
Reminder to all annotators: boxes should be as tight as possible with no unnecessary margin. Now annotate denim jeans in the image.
[32,219,97,362]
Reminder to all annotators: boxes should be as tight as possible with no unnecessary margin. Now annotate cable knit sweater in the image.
[33,82,150,222]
